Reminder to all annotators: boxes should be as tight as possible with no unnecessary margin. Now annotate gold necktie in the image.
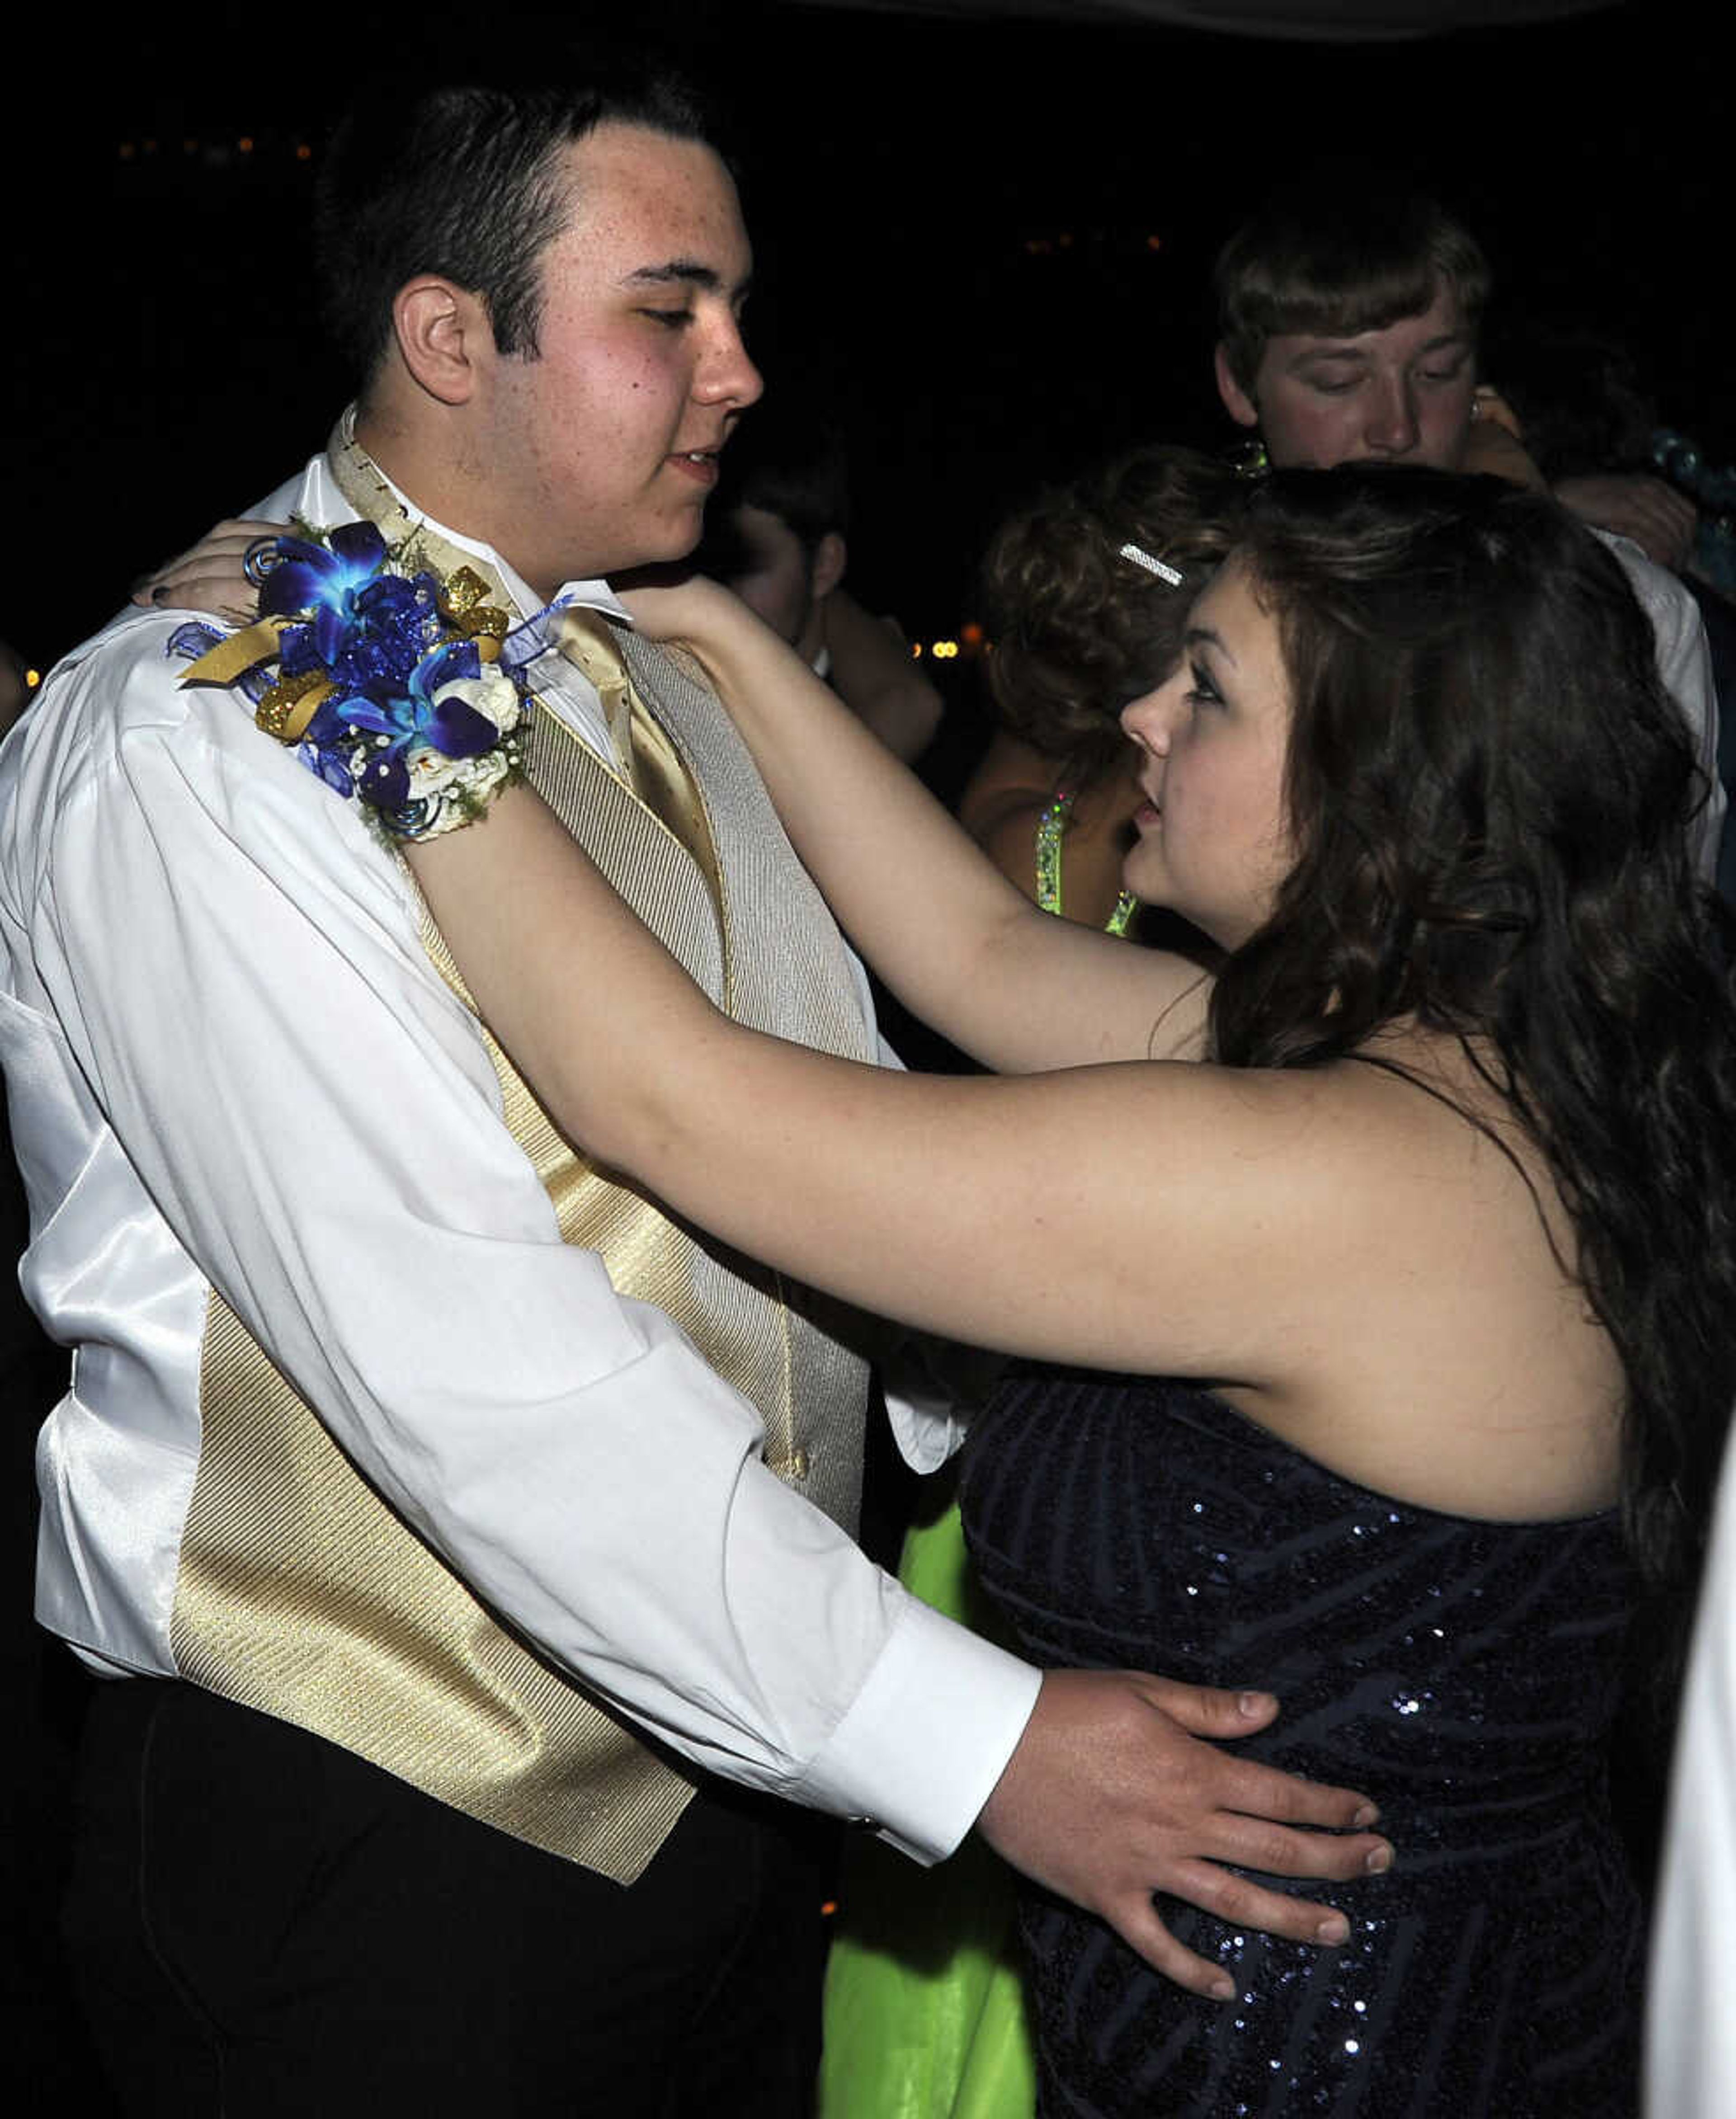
[320,415,717,891]
[555,607,717,890]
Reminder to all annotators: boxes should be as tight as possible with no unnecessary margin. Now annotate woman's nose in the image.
[1122,669,1187,753]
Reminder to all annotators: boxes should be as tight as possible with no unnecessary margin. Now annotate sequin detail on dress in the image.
[1033,792,1138,937]
[958,1371,1641,2118]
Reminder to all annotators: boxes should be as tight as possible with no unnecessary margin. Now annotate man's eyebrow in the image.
[1287,344,1369,367]
[1288,330,1472,366]
[622,259,752,298]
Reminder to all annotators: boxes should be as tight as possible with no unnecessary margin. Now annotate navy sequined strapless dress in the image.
[958,1370,1642,2119]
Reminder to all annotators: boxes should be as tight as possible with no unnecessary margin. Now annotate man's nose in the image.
[1364,374,1420,456]
[697,314,763,411]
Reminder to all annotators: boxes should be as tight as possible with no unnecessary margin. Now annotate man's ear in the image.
[810,530,848,603]
[392,277,493,407]
[1214,344,1261,432]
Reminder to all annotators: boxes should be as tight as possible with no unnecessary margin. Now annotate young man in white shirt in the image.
[0,64,1386,2114]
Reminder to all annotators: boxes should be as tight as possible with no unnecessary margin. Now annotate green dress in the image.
[820,815,1137,2116]
[816,1490,1036,2119]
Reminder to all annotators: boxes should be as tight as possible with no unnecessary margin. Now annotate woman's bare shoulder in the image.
[1193,1044,1626,1520]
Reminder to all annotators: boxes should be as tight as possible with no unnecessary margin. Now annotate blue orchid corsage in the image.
[170,520,531,843]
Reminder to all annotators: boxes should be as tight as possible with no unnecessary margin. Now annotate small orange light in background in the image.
[1146,234,1163,251]
[960,622,984,646]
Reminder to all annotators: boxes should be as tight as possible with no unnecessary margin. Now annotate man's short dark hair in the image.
[316,60,718,391]
[1215,171,1491,393]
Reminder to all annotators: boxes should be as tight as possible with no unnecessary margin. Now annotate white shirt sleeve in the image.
[1647,1446,1736,2112]
[1598,532,1726,879]
[1648,570,1726,882]
[18,622,1038,1862]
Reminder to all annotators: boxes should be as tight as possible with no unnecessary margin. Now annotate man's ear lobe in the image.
[1214,344,1261,432]
[393,278,492,407]
[810,531,848,603]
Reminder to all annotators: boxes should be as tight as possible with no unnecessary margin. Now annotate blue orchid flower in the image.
[262,521,391,667]
[312,637,502,812]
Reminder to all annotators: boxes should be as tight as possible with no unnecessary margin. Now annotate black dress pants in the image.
[63,1681,831,2117]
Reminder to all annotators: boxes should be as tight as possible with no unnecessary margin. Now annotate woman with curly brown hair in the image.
[960,446,1245,941]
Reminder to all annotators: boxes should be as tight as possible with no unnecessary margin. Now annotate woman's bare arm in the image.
[135,537,1209,1069]
[413,790,1621,1523]
[409,785,1333,1382]
[624,577,1210,1069]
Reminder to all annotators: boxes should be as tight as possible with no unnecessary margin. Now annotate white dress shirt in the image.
[1596,531,1727,880]
[1647,1439,1736,2113]
[0,440,1038,1864]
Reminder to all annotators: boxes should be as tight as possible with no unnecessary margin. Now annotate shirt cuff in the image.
[881,1335,1010,1474]
[883,1375,966,1474]
[796,1587,1042,1865]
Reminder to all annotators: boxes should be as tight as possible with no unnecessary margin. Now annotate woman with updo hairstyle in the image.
[196,468,1736,2114]
[959,446,1245,939]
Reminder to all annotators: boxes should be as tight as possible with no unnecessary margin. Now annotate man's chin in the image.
[653,508,709,568]
[587,517,706,586]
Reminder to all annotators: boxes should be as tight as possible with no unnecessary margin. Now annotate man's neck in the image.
[345,406,552,604]
[352,407,468,544]
[330,409,627,635]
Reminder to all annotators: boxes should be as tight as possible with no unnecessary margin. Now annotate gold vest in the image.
[168,469,879,1882]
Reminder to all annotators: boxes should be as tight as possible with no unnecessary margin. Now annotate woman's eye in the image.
[642,308,693,331]
[1186,664,1221,708]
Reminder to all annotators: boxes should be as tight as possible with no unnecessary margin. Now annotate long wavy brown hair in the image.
[1215,469,1736,1692]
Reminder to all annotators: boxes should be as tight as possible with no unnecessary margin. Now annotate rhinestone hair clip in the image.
[1118,541,1184,588]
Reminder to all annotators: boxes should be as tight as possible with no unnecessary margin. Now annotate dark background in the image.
[2,0,1728,2098]
[5,0,1731,672]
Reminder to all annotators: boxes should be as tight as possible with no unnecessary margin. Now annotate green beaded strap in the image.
[1034,791,1138,937]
